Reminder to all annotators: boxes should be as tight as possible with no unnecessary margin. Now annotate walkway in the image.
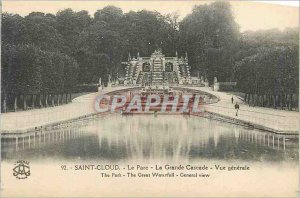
[1,86,298,134]
[0,87,130,132]
[189,87,299,134]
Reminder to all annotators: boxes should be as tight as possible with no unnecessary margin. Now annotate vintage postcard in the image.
[1,0,299,197]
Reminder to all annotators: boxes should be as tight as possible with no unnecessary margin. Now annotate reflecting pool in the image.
[1,114,299,197]
[2,114,298,162]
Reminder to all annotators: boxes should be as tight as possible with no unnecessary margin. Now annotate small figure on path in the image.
[235,103,240,116]
[231,96,234,104]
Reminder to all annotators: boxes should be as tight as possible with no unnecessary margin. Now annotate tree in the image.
[56,9,92,54]
[2,13,26,45]
[94,6,123,30]
[2,3,298,111]
[24,12,64,52]
[179,1,239,82]
[235,45,298,109]
[75,20,125,82]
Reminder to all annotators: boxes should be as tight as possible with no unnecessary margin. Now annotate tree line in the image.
[235,29,298,110]
[2,1,298,111]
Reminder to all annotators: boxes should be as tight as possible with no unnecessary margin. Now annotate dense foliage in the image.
[235,29,299,109]
[2,1,298,111]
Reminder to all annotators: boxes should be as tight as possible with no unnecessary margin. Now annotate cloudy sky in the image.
[3,1,299,32]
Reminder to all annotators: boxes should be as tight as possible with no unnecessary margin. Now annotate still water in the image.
[2,114,298,162]
[2,114,299,197]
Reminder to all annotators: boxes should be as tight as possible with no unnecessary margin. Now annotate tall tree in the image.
[179,1,239,82]
[56,9,92,54]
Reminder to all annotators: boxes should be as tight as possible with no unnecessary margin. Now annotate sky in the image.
[256,1,299,7]
[2,1,299,32]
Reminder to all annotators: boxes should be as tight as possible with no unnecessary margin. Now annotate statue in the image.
[98,77,102,86]
[128,52,131,61]
[213,77,219,91]
[107,74,112,87]
[116,73,119,85]
[108,74,111,83]
[97,77,104,91]
[153,48,162,55]
[214,77,218,84]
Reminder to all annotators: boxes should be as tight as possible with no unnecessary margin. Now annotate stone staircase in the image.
[163,71,179,84]
[125,62,138,83]
[137,72,152,85]
[136,72,143,84]
[132,62,139,82]
[125,64,131,80]
[151,58,163,85]
[179,63,191,79]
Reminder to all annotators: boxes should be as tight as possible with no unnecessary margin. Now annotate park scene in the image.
[1,1,299,197]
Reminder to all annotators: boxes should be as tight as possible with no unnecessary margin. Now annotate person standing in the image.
[235,102,240,116]
[231,96,234,104]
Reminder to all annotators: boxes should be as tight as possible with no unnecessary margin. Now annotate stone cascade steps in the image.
[125,62,139,82]
[163,71,179,84]
[179,63,191,80]
[132,62,139,81]
[125,64,133,80]
[136,72,143,84]
[151,59,163,85]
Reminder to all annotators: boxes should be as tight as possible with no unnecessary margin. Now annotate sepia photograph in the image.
[1,0,299,197]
